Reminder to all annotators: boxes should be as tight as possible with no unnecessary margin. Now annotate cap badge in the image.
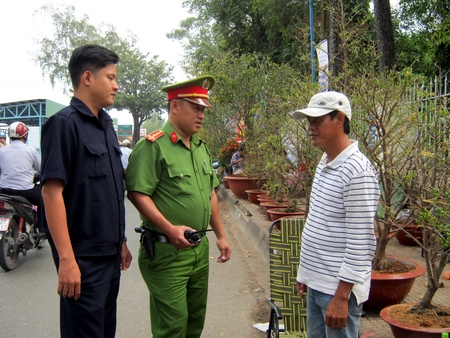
[202,79,210,90]
[317,100,327,106]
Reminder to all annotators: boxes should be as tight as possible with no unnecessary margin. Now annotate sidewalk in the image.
[217,184,450,338]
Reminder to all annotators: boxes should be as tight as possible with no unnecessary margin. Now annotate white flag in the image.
[316,39,329,91]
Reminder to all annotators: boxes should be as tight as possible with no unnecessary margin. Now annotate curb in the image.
[217,185,270,264]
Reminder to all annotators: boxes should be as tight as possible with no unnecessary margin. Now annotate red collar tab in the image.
[146,130,164,143]
[169,131,179,143]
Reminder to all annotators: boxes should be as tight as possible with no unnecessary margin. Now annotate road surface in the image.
[0,196,269,337]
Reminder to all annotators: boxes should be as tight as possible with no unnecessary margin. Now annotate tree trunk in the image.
[415,229,450,311]
[326,0,347,89]
[373,0,396,72]
[132,114,141,145]
[416,276,439,311]
[373,219,390,270]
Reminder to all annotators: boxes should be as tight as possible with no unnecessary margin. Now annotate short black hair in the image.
[69,44,119,88]
[329,110,350,135]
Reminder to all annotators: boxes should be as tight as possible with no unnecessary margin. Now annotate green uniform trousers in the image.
[138,237,210,338]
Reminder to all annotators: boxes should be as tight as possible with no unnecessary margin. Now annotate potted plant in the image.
[201,54,295,199]
[245,72,319,221]
[392,216,423,246]
[379,74,450,336]
[260,131,313,221]
[225,137,268,199]
[245,188,269,204]
[349,68,427,310]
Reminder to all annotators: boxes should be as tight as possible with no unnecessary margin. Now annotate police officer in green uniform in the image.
[126,75,232,338]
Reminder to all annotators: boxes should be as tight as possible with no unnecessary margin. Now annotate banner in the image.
[316,39,329,91]
[118,125,133,137]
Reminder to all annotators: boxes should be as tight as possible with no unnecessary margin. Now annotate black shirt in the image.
[41,97,125,257]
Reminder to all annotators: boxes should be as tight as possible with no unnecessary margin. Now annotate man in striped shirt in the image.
[292,91,380,338]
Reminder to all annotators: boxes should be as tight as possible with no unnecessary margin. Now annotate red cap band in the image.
[167,85,209,101]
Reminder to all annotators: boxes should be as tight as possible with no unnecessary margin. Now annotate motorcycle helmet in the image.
[8,122,29,138]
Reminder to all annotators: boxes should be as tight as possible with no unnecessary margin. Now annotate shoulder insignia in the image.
[146,130,164,142]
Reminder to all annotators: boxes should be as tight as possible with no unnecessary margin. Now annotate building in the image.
[0,99,65,152]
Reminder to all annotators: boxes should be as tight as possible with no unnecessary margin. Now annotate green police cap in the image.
[162,75,215,108]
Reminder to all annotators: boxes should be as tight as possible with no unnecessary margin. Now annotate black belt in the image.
[148,231,206,243]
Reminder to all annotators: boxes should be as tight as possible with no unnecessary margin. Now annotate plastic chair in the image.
[266,218,307,338]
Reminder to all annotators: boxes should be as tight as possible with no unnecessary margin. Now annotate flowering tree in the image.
[402,75,450,314]
[217,139,239,175]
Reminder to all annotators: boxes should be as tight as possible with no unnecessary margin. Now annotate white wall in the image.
[27,126,40,154]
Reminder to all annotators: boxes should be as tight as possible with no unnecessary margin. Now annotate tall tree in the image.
[373,0,396,71]
[141,113,166,136]
[325,0,347,82]
[169,0,312,73]
[33,5,173,144]
[398,0,450,75]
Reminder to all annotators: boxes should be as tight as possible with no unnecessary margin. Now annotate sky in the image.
[0,0,190,124]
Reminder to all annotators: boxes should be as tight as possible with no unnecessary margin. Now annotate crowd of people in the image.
[0,43,380,338]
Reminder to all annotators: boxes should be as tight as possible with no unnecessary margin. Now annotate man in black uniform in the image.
[41,44,132,338]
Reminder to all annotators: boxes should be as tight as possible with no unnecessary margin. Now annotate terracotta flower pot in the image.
[245,189,269,204]
[266,208,305,221]
[392,222,423,246]
[257,195,276,204]
[380,303,450,338]
[364,256,426,311]
[222,177,230,189]
[259,201,288,219]
[226,176,266,199]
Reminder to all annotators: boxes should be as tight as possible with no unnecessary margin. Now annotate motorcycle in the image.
[0,193,46,271]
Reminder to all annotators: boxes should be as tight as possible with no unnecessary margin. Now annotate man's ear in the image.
[336,111,346,125]
[170,99,182,114]
[81,71,92,86]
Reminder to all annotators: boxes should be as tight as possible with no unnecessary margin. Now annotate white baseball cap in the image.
[292,91,352,121]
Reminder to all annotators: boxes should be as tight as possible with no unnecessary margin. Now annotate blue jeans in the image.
[307,288,362,338]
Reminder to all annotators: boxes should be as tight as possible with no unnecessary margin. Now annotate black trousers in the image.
[55,254,121,338]
[0,185,43,231]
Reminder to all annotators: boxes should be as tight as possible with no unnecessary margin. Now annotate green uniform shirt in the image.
[126,122,219,232]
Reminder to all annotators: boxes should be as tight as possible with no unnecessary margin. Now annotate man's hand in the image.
[57,258,81,300]
[325,296,348,329]
[216,238,231,263]
[120,241,132,270]
[296,282,307,298]
[166,225,195,249]
[325,281,353,329]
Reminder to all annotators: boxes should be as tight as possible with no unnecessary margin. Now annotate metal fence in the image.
[351,72,449,152]
[416,73,449,152]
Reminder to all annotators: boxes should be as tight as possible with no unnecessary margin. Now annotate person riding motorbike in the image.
[0,122,44,237]
[0,131,7,147]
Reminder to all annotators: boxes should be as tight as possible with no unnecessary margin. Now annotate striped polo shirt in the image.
[297,140,380,304]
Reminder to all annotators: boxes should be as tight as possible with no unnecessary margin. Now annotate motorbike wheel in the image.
[0,219,20,271]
